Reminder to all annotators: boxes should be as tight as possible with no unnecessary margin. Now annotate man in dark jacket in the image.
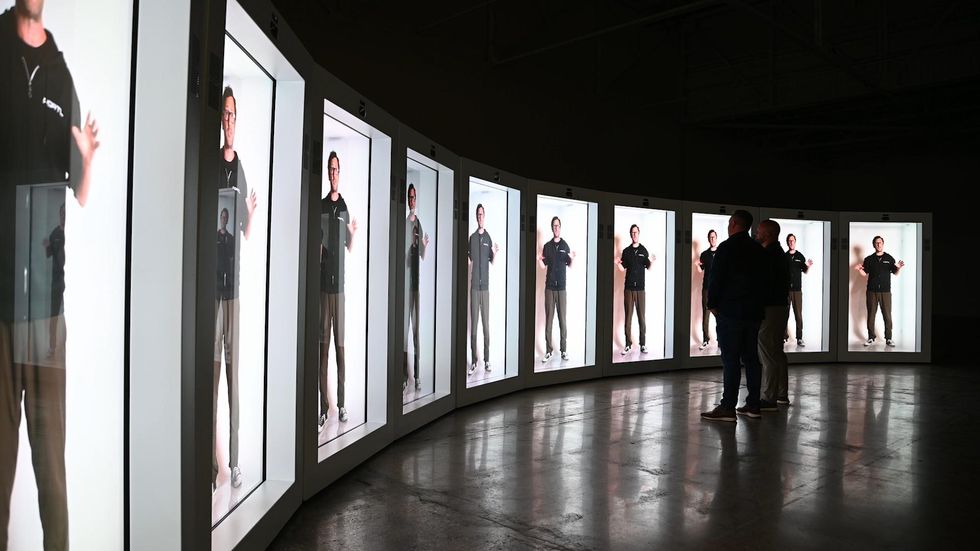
[701,210,765,422]
[756,220,790,409]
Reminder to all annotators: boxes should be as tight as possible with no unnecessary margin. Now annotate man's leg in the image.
[0,321,24,547]
[23,362,68,550]
[479,290,490,361]
[411,289,420,379]
[213,300,223,484]
[544,290,556,354]
[741,318,763,408]
[319,293,331,416]
[759,306,780,402]
[791,291,803,340]
[776,305,791,399]
[469,289,479,364]
[334,293,346,409]
[226,298,239,471]
[882,292,893,341]
[636,291,647,348]
[557,291,568,354]
[866,291,879,340]
[623,290,634,348]
[701,288,710,342]
[716,316,741,409]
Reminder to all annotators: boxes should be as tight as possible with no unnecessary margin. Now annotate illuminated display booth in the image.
[603,194,680,377]
[394,127,458,436]
[301,64,396,501]
[529,181,600,386]
[839,213,931,362]
[2,0,133,548]
[681,202,759,368]
[759,207,837,362]
[456,160,526,407]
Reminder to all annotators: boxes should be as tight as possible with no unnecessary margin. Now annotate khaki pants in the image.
[786,291,803,340]
[544,289,567,354]
[701,288,712,342]
[0,319,68,551]
[469,289,490,364]
[213,297,240,484]
[404,288,420,379]
[866,291,893,340]
[624,290,646,347]
[320,292,346,413]
[759,305,790,402]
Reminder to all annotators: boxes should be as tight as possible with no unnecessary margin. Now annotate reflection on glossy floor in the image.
[272,364,976,550]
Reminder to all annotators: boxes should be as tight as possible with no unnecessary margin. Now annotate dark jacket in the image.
[706,231,765,321]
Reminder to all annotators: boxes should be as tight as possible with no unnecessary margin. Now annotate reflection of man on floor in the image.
[467,203,498,375]
[43,204,66,357]
[696,229,718,350]
[540,216,575,363]
[214,86,257,492]
[784,233,813,347]
[319,151,357,431]
[1,1,100,547]
[404,183,428,391]
[856,235,904,347]
[615,224,654,355]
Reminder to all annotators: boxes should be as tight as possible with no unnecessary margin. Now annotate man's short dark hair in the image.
[760,219,780,238]
[475,203,484,217]
[407,183,415,199]
[786,233,796,244]
[222,86,236,112]
[708,229,717,239]
[551,216,561,227]
[731,210,753,232]
[873,235,884,245]
[629,224,640,234]
[327,150,340,170]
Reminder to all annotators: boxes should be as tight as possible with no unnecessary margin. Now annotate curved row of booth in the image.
[1,0,931,549]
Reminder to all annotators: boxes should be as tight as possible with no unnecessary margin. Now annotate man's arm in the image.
[346,213,357,253]
[893,258,905,275]
[490,240,499,265]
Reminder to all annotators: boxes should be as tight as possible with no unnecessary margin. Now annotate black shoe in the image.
[736,404,761,418]
[759,399,778,411]
[701,405,736,422]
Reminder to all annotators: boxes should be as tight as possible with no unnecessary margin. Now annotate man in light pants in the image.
[756,219,790,410]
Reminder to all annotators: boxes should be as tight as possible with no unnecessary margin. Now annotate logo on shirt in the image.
[42,97,64,118]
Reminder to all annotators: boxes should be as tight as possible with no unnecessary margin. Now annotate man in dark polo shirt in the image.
[403,183,428,391]
[696,229,718,350]
[856,235,904,347]
[467,203,498,375]
[701,210,765,422]
[539,216,575,363]
[214,86,256,492]
[616,224,655,355]
[1,1,100,547]
[784,233,813,347]
[319,151,357,430]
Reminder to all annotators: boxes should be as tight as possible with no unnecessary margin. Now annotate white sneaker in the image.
[698,341,709,350]
[640,345,648,354]
[542,352,553,362]
[797,339,805,347]
[318,413,326,433]
[339,407,349,422]
[864,338,875,347]
[231,466,243,489]
[886,339,896,347]
[468,362,477,375]
[621,345,632,355]
[402,379,407,392]
[484,360,491,372]
[561,351,569,361]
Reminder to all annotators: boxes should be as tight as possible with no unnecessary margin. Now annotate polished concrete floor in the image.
[270,364,977,550]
